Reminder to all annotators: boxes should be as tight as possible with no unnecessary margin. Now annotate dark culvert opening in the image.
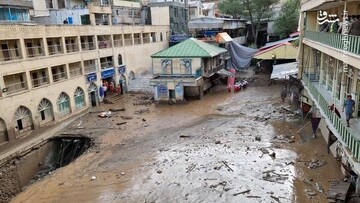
[0,136,92,202]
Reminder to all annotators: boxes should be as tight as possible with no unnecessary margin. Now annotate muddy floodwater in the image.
[11,83,342,203]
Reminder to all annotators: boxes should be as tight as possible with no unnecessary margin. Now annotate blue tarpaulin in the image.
[228,41,257,70]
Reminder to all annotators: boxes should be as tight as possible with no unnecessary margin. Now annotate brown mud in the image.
[9,75,342,203]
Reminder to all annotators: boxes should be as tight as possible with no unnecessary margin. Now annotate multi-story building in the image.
[148,0,188,35]
[298,0,360,184]
[0,1,169,147]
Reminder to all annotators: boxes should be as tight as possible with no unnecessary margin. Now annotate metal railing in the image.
[52,72,67,82]
[0,48,22,61]
[31,76,49,88]
[133,37,141,45]
[114,39,123,47]
[304,30,360,55]
[48,44,63,55]
[65,43,79,53]
[100,61,113,69]
[98,40,112,49]
[69,68,83,77]
[302,73,360,161]
[84,64,97,73]
[143,37,151,44]
[4,81,28,94]
[26,46,45,58]
[124,38,133,46]
[81,42,95,51]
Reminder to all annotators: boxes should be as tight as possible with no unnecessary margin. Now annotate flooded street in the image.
[11,78,342,203]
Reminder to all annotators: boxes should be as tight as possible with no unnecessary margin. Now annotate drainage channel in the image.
[0,136,92,202]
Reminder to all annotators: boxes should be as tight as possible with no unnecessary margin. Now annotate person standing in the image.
[343,95,355,127]
[281,86,287,103]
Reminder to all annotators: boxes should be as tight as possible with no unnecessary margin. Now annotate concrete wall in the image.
[32,0,49,17]
[151,7,170,26]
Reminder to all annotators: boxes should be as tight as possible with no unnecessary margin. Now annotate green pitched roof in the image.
[151,38,227,58]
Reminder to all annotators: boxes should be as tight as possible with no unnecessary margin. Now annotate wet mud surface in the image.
[11,77,342,203]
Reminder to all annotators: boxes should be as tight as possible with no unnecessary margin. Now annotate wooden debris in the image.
[233,189,251,196]
[222,161,234,172]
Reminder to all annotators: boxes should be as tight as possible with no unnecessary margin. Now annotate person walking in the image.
[343,95,355,127]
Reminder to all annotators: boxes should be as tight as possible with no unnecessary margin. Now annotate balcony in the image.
[3,73,28,94]
[302,73,360,162]
[304,30,360,56]
[204,63,225,77]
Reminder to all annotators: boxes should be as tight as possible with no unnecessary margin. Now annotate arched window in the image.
[0,118,8,144]
[118,54,123,65]
[38,98,54,123]
[58,92,71,115]
[74,87,85,109]
[14,106,33,134]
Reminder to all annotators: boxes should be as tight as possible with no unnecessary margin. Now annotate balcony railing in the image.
[302,73,360,161]
[26,46,45,58]
[134,37,141,45]
[65,43,79,53]
[98,40,112,49]
[4,81,28,94]
[70,68,83,77]
[114,39,123,47]
[304,30,360,55]
[124,38,133,46]
[52,72,67,82]
[0,48,22,61]
[48,44,63,55]
[81,42,95,51]
[84,64,97,73]
[31,76,49,88]
[100,61,113,69]
[204,63,225,77]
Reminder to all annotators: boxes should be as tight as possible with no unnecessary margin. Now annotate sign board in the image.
[158,84,168,98]
[118,65,126,74]
[101,68,115,79]
[87,73,97,82]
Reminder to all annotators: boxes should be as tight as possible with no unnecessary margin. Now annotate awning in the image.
[217,69,235,77]
[271,62,298,79]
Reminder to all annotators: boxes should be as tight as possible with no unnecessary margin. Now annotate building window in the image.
[38,98,53,123]
[118,54,123,65]
[58,92,71,116]
[14,106,33,135]
[160,33,163,42]
[74,87,85,109]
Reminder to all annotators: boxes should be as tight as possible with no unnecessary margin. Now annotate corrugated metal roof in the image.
[151,38,227,58]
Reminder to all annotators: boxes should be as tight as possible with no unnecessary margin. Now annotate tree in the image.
[274,0,301,39]
[218,0,279,46]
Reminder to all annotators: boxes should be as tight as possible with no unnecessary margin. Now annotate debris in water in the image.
[116,122,127,126]
[179,135,191,138]
[98,111,112,118]
[215,141,222,144]
[156,170,162,174]
[308,160,327,169]
[233,189,251,196]
[304,189,317,196]
[255,136,261,141]
[121,115,133,120]
[91,176,96,180]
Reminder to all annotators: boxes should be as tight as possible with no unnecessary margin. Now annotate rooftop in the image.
[151,38,227,58]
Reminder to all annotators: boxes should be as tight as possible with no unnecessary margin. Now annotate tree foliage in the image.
[218,0,279,46]
[274,0,301,38]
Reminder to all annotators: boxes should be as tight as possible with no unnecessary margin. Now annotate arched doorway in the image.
[14,106,33,136]
[118,54,123,65]
[0,118,8,144]
[119,74,127,94]
[38,98,54,127]
[88,83,99,107]
[58,92,71,116]
[74,87,85,109]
